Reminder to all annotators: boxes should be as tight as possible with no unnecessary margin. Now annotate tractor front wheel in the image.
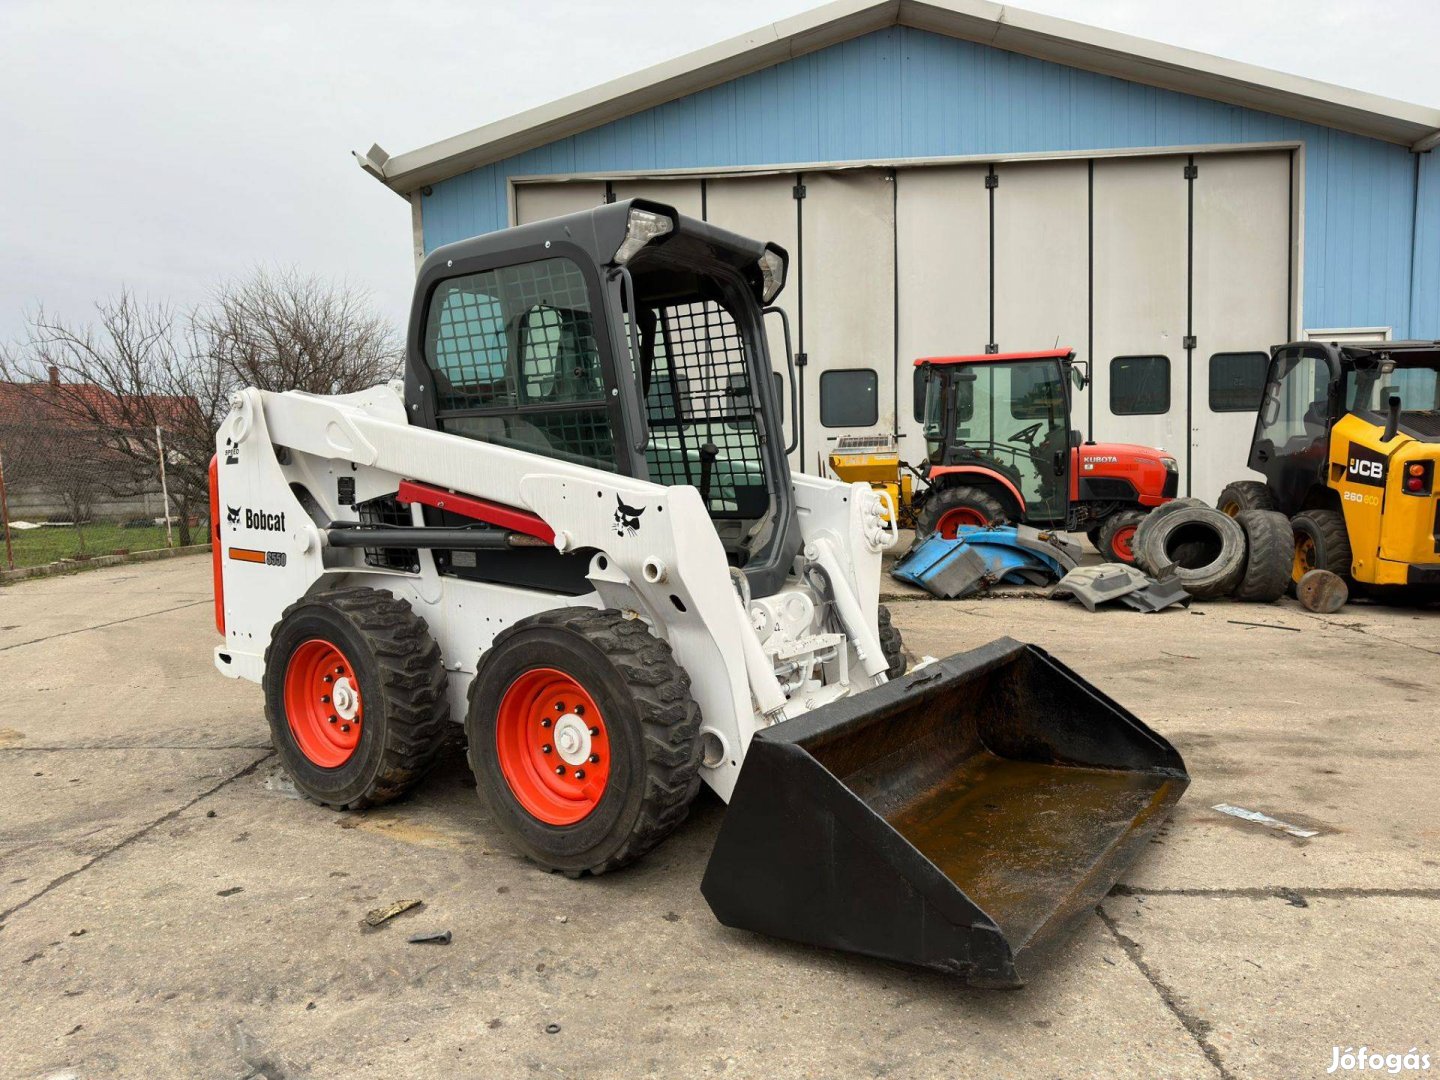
[262,587,450,810]
[1097,510,1146,564]
[916,485,1010,538]
[467,608,702,877]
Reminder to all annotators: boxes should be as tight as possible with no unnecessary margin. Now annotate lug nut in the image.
[588,754,599,764]
[542,744,552,754]
[320,695,330,704]
[335,666,344,674]
[574,769,585,780]
[573,704,585,716]
[588,726,599,737]
[327,715,338,724]
[554,702,565,712]
[340,724,351,733]
[554,765,565,775]
[541,718,551,728]
[322,674,333,684]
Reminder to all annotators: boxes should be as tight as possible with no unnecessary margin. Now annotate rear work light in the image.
[1401,460,1434,496]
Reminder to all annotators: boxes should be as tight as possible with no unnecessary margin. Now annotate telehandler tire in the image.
[1216,480,1277,518]
[467,608,702,877]
[262,586,450,810]
[916,485,1010,538]
[1233,509,1293,603]
[1290,509,1352,588]
[1097,510,1146,564]
[877,604,907,679]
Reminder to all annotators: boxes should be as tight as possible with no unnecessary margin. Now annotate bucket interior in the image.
[800,651,1184,951]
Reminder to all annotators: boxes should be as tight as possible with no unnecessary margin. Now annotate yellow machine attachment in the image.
[827,434,913,526]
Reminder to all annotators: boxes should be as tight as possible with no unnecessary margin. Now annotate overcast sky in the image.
[3,0,1438,346]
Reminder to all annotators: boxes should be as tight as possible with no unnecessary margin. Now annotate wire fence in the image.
[0,425,202,572]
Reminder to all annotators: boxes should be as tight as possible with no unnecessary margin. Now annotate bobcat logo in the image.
[226,505,242,526]
[613,495,646,537]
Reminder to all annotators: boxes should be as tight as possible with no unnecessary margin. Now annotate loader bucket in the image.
[700,637,1187,988]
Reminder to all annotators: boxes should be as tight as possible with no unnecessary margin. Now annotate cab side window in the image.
[424,258,617,471]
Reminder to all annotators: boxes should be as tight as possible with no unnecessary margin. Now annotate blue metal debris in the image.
[891,526,1073,599]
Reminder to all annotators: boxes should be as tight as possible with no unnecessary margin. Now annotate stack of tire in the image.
[1130,492,1293,603]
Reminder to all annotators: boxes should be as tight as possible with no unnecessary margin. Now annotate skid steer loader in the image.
[209,200,1188,987]
[1218,340,1440,598]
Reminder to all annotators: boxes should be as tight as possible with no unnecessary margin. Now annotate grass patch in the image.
[3,523,195,569]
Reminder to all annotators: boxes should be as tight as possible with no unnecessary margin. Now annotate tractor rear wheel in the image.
[1217,480,1277,518]
[1097,510,1146,564]
[877,604,907,679]
[916,485,1010,538]
[1290,509,1352,588]
[262,586,450,810]
[467,608,702,877]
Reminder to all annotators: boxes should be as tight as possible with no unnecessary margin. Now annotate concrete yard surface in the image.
[1,557,1436,1079]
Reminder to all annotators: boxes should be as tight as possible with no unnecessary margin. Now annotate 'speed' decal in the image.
[1345,442,1387,488]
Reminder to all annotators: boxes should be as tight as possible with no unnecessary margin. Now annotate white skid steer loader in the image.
[209,200,1188,987]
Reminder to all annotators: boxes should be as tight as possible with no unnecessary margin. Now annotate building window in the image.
[1110,356,1170,416]
[913,367,927,422]
[820,369,879,427]
[1209,352,1270,412]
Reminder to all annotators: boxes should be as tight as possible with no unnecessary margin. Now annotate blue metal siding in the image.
[422,26,1436,337]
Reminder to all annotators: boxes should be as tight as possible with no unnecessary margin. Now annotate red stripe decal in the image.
[396,480,556,545]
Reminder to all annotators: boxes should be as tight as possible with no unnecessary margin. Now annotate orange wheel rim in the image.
[496,668,610,826]
[1111,524,1138,561]
[1292,535,1316,582]
[936,507,989,538]
[284,639,363,768]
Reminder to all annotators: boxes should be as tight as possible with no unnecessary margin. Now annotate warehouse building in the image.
[357,0,1440,500]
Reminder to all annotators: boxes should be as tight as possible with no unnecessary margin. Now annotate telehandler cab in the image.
[1218,340,1440,597]
[209,200,1188,987]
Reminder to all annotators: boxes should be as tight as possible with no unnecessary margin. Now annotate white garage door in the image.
[510,151,1293,501]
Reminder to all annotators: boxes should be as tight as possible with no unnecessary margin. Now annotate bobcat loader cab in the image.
[1223,340,1440,593]
[209,200,1187,987]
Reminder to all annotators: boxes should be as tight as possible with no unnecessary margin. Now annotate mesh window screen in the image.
[643,300,767,518]
[427,258,601,412]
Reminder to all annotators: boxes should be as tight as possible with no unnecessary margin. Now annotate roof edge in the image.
[361,0,1440,196]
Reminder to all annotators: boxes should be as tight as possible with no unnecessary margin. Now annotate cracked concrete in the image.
[1,555,1436,1078]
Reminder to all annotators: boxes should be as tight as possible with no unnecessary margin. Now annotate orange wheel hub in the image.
[936,507,989,538]
[284,639,363,768]
[1111,525,1138,562]
[496,668,610,826]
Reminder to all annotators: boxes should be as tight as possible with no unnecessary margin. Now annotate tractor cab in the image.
[918,349,1084,523]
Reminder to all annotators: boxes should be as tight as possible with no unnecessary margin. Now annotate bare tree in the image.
[195,269,402,394]
[2,271,403,547]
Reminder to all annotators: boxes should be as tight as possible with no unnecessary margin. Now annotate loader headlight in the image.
[758,246,786,303]
[613,207,673,265]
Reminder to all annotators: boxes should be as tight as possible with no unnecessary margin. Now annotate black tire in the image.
[1085,527,1104,553]
[877,604,907,679]
[1217,480,1277,518]
[1233,509,1293,603]
[916,484,1011,538]
[262,586,450,810]
[1290,509,1352,587]
[1097,509,1147,565]
[1132,496,1207,556]
[1135,505,1246,599]
[467,608,702,877]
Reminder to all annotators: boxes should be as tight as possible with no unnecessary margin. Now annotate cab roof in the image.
[914,349,1075,367]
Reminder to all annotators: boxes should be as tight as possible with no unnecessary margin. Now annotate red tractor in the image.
[913,349,1179,563]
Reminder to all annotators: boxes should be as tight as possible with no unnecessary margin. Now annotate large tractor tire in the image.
[1096,510,1147,565]
[1290,509,1352,588]
[1131,496,1206,557]
[262,586,450,810]
[916,485,1011,538]
[467,608,702,878]
[877,603,908,679]
[1134,505,1246,599]
[1216,480,1277,518]
[1233,509,1293,603]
